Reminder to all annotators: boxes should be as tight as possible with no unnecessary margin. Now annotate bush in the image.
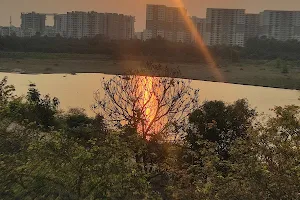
[282,66,289,74]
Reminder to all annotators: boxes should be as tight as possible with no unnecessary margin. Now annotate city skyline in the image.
[3,6,300,46]
[2,0,300,31]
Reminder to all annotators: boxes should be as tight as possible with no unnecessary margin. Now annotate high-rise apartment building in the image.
[146,4,190,43]
[83,12,105,38]
[54,14,68,37]
[66,11,85,38]
[21,12,46,34]
[206,8,246,47]
[60,12,134,39]
[259,10,300,41]
[136,29,153,41]
[245,14,260,42]
[105,13,135,40]
[191,16,206,42]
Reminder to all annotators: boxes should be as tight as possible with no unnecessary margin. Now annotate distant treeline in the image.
[1,35,300,61]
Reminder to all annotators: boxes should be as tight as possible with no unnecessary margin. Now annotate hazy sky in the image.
[1,0,300,31]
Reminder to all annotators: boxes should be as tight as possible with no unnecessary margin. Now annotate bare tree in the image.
[93,62,199,141]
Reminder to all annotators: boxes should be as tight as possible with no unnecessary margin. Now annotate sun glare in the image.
[171,0,224,82]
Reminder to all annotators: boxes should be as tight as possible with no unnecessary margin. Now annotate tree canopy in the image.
[0,75,299,199]
[2,36,300,62]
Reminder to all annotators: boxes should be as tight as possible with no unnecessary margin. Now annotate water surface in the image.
[1,73,299,116]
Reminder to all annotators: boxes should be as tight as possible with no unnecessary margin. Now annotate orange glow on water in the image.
[137,76,161,138]
[143,77,155,120]
[143,79,151,116]
[172,0,224,82]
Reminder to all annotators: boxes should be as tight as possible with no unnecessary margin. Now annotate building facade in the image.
[0,27,10,36]
[259,10,300,41]
[21,12,46,34]
[191,16,206,43]
[83,12,105,38]
[43,26,56,37]
[66,11,85,38]
[245,14,260,42]
[0,26,23,37]
[55,12,135,40]
[146,4,190,43]
[134,32,143,40]
[104,13,135,40]
[206,8,246,47]
[54,14,68,37]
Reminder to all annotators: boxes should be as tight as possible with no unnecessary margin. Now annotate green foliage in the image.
[172,105,300,200]
[0,76,299,199]
[212,105,300,200]
[187,99,256,160]
[282,65,289,74]
[0,77,15,105]
[0,79,60,130]
[25,85,60,129]
[63,108,108,142]
[276,58,282,68]
[244,37,300,60]
[0,36,206,63]
[0,128,160,199]
[2,36,300,62]
[0,77,162,199]
[0,77,16,120]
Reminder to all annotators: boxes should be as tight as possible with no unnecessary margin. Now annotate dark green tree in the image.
[187,99,256,160]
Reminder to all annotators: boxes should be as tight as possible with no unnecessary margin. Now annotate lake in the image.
[1,72,299,116]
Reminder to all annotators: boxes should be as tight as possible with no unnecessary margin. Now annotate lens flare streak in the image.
[172,0,224,82]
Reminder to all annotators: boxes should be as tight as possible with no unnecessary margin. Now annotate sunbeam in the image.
[171,0,225,82]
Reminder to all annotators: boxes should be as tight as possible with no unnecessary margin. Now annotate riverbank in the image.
[0,53,300,90]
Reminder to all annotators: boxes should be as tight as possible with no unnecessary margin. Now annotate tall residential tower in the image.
[205,8,246,47]
[245,14,260,42]
[191,16,206,43]
[62,11,134,39]
[146,4,190,43]
[259,10,300,41]
[21,12,46,35]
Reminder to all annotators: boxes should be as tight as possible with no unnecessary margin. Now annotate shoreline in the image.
[3,71,299,91]
[1,57,300,91]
